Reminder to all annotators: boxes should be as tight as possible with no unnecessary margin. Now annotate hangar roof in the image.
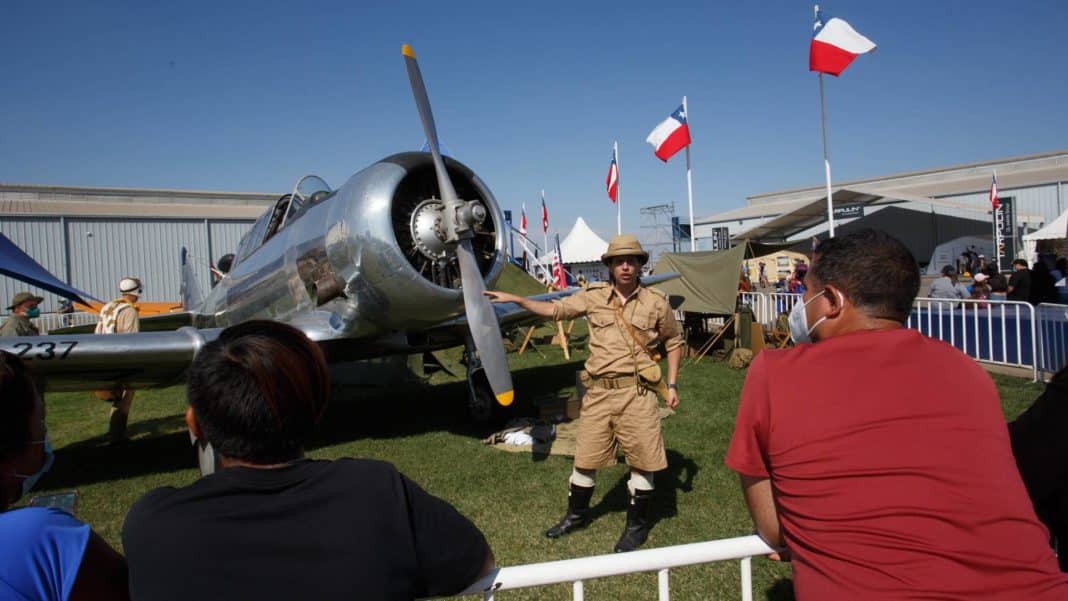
[0,182,277,219]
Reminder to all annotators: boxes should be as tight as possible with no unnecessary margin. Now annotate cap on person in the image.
[119,277,142,297]
[7,292,43,311]
[974,273,989,283]
[601,235,649,265]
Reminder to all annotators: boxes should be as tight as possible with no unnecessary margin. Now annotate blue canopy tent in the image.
[0,233,99,305]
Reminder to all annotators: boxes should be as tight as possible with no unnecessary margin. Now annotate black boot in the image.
[545,483,594,538]
[614,489,654,552]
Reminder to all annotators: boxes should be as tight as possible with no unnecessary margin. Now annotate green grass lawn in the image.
[30,344,1046,601]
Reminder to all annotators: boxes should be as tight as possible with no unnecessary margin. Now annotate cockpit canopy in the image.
[234,175,333,264]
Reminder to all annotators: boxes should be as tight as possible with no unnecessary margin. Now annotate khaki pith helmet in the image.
[601,234,649,266]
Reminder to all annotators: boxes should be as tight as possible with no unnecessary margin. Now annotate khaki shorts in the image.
[574,384,667,472]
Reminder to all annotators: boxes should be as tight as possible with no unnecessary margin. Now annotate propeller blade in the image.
[402,44,460,211]
[402,44,514,406]
[456,239,513,406]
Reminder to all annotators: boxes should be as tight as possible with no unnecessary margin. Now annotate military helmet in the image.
[119,277,143,297]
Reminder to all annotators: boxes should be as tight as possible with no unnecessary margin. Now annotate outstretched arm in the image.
[482,291,556,318]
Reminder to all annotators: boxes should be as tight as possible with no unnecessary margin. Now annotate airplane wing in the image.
[0,328,220,392]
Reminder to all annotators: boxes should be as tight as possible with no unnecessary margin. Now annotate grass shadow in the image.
[43,430,194,490]
[766,578,795,600]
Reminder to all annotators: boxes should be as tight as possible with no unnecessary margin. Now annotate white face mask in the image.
[788,290,842,344]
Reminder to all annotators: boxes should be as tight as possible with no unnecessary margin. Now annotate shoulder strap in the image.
[612,294,662,363]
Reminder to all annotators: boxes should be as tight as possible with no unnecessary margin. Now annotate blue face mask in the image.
[26,307,41,319]
[15,436,54,497]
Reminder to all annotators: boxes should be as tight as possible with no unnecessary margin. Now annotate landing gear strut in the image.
[464,337,509,424]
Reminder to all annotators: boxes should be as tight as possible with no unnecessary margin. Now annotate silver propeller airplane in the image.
[1,45,676,420]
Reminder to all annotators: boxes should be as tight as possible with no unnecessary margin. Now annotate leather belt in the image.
[587,374,639,389]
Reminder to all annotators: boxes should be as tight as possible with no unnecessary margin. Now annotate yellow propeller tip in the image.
[401,44,416,58]
[495,390,514,407]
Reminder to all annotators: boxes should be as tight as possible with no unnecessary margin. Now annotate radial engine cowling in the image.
[324,152,507,337]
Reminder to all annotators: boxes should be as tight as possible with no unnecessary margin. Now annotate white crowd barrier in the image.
[733,292,1062,381]
[444,534,775,601]
[30,311,99,334]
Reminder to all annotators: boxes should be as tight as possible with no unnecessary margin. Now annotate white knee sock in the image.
[628,470,654,495]
[570,468,596,488]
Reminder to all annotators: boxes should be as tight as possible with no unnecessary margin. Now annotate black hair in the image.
[187,320,330,464]
[1013,259,1029,268]
[0,352,39,462]
[941,265,957,277]
[810,229,920,323]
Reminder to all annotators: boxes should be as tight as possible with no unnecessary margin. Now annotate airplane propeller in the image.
[402,44,514,407]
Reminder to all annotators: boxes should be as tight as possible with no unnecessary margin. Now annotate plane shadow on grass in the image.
[312,357,589,447]
[42,359,589,489]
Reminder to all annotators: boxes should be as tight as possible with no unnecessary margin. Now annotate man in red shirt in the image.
[726,229,1068,600]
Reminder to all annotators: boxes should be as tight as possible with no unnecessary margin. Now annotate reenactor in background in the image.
[95,277,142,443]
[0,292,44,336]
[485,235,684,553]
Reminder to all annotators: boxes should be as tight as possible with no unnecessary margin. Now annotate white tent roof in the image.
[1023,208,1068,241]
[559,217,609,264]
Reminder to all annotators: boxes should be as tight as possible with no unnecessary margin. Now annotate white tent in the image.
[560,217,609,264]
[1023,208,1068,263]
[559,217,610,281]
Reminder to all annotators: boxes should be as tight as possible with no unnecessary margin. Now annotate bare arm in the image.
[740,474,785,551]
[482,291,556,318]
[69,530,131,601]
[664,344,682,408]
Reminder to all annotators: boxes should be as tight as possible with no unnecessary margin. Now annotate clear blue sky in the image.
[2,1,1066,242]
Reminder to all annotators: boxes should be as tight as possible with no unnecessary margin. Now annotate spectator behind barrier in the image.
[725,229,1068,600]
[0,351,130,601]
[122,321,494,601]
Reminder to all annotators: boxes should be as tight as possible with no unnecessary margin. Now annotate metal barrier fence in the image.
[448,534,775,601]
[1036,303,1068,375]
[31,311,99,334]
[737,292,799,328]
[735,292,1068,381]
[908,297,1038,380]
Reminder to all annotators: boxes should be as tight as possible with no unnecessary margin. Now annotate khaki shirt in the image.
[95,299,140,334]
[552,283,684,377]
[0,314,39,337]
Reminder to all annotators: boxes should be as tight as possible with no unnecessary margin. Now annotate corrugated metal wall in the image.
[0,218,68,310]
[934,183,1064,225]
[0,217,254,313]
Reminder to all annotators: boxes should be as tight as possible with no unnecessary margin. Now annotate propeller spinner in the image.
[402,44,514,407]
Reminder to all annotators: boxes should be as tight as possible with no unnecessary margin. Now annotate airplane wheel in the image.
[468,371,510,424]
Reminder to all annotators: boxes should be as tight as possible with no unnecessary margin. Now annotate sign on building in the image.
[707,227,731,252]
[993,197,1017,272]
[833,204,864,219]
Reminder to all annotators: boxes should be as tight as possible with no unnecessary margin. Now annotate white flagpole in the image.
[819,69,835,238]
[683,96,696,252]
[615,141,622,235]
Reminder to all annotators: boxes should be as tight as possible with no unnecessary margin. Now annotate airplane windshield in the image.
[280,175,332,228]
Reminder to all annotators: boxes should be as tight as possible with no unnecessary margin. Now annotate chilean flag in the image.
[520,203,528,235]
[990,174,999,210]
[541,196,549,233]
[809,7,876,76]
[606,150,619,203]
[646,105,691,162]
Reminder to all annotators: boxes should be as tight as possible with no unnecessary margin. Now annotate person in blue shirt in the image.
[0,351,129,601]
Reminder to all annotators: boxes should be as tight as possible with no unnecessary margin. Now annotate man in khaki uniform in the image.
[0,292,44,336]
[95,277,142,443]
[485,234,684,552]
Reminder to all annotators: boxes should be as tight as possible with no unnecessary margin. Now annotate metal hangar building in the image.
[0,183,275,311]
